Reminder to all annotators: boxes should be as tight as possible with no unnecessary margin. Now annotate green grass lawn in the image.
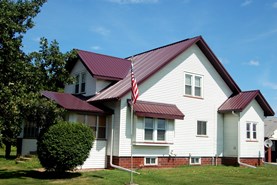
[1,147,277,185]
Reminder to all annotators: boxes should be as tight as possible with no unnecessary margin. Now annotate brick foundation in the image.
[107,156,225,169]
[221,157,263,167]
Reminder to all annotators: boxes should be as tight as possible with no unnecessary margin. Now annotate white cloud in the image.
[218,57,230,65]
[246,60,260,66]
[32,37,41,42]
[263,81,277,90]
[108,0,159,4]
[241,0,252,7]
[90,46,101,50]
[273,2,277,8]
[90,26,111,36]
[244,28,277,42]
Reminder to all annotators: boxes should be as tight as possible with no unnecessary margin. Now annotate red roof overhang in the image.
[218,90,275,117]
[128,100,184,120]
[42,91,107,114]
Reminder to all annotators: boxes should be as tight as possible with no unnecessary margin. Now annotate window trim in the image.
[197,120,207,136]
[246,122,258,141]
[144,157,157,166]
[184,72,204,98]
[74,71,86,94]
[190,157,201,165]
[144,117,167,142]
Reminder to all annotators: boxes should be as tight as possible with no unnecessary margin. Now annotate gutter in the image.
[232,111,256,168]
[110,115,140,174]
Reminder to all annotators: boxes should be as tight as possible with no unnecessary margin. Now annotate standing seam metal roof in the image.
[87,36,240,102]
[77,50,131,81]
[42,91,105,114]
[218,90,274,116]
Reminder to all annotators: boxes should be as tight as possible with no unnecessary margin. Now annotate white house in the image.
[264,117,277,162]
[19,36,275,169]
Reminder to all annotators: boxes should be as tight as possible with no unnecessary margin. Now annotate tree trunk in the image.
[5,143,11,159]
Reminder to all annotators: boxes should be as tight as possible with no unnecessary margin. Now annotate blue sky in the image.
[23,0,277,115]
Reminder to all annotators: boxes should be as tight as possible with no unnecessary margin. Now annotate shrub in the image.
[37,121,94,172]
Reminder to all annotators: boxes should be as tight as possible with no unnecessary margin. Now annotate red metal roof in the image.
[42,91,105,114]
[129,100,184,120]
[77,50,131,81]
[88,36,241,102]
[218,90,274,116]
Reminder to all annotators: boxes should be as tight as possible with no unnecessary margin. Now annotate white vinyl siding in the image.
[239,100,265,158]
[119,44,233,157]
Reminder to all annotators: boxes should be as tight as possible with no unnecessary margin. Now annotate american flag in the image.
[131,63,139,104]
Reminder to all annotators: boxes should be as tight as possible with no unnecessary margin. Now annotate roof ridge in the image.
[125,36,201,59]
[240,90,260,93]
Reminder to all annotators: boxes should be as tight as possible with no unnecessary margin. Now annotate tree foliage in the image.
[0,0,75,158]
[37,121,94,172]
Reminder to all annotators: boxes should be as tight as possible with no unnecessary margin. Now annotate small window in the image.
[197,121,207,136]
[75,74,80,94]
[194,76,202,97]
[145,157,157,165]
[157,119,166,141]
[144,118,154,140]
[190,157,201,165]
[185,74,192,95]
[246,123,251,139]
[184,72,203,98]
[81,73,86,93]
[246,122,257,140]
[98,116,106,139]
[87,115,97,135]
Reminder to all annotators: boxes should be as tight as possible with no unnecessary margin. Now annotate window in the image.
[24,122,39,138]
[144,117,167,142]
[197,121,207,136]
[145,157,157,165]
[157,119,166,141]
[184,72,203,97]
[74,72,86,94]
[81,73,86,93]
[144,118,154,140]
[190,157,201,165]
[76,114,106,139]
[75,74,80,94]
[246,122,257,140]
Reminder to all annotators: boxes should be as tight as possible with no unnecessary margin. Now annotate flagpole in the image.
[130,102,134,184]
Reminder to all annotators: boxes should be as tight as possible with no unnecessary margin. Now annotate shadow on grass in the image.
[0,169,82,179]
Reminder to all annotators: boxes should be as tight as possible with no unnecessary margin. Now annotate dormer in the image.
[65,49,131,97]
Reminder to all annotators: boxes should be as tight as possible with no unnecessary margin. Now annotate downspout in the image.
[110,114,140,174]
[232,111,256,168]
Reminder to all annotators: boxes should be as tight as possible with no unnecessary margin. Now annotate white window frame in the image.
[197,120,207,136]
[74,71,86,94]
[184,72,203,98]
[246,122,257,140]
[144,157,157,165]
[144,117,167,142]
[190,157,201,165]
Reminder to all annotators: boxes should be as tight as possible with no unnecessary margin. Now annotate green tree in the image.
[0,0,47,158]
[0,0,75,158]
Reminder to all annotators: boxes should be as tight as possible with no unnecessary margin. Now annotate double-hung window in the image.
[184,72,203,98]
[74,72,86,94]
[144,118,154,140]
[197,121,207,136]
[144,117,166,142]
[246,122,257,140]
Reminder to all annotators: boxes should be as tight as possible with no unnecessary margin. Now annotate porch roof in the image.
[42,91,106,114]
[129,100,184,120]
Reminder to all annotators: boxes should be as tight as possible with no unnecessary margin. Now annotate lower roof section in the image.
[42,91,106,114]
[129,100,184,120]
